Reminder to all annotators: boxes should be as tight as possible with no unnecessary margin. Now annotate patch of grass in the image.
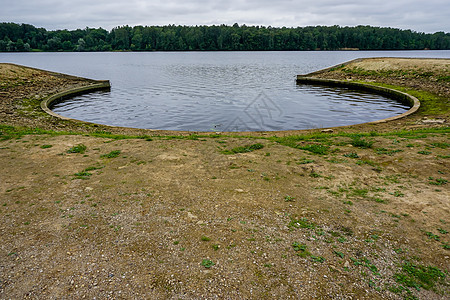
[201,236,211,241]
[425,232,440,241]
[284,195,295,202]
[428,177,448,186]
[333,250,345,258]
[430,142,449,149]
[40,144,52,149]
[298,144,330,155]
[83,165,104,172]
[67,144,87,154]
[101,150,121,158]
[309,172,322,178]
[296,158,315,164]
[343,152,359,158]
[418,150,431,155]
[311,255,325,263]
[394,261,446,291]
[288,217,316,230]
[292,242,311,258]
[350,137,374,149]
[437,228,448,234]
[221,143,264,154]
[375,148,403,155]
[393,191,405,197]
[73,171,92,180]
[200,259,215,268]
[351,257,380,276]
[349,188,368,198]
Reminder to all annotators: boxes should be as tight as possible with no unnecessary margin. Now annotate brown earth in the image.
[0,59,449,299]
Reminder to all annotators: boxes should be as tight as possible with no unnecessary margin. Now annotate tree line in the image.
[1,22,449,52]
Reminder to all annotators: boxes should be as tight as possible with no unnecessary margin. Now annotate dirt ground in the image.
[0,59,449,299]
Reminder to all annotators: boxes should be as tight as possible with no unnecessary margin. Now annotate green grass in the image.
[428,177,448,186]
[375,148,403,155]
[221,143,264,154]
[350,136,374,149]
[73,171,92,180]
[83,165,104,172]
[67,144,87,154]
[430,142,449,149]
[343,152,359,158]
[292,242,311,257]
[298,144,330,155]
[101,150,121,158]
[284,195,296,202]
[1,124,448,145]
[418,150,432,155]
[200,259,215,268]
[288,217,316,230]
[394,261,446,291]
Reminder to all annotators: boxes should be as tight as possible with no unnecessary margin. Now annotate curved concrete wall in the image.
[40,80,111,120]
[40,76,418,130]
[296,76,420,124]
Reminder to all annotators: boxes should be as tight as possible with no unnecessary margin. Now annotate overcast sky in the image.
[1,0,449,33]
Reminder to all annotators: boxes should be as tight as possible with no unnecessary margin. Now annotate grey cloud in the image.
[0,0,448,32]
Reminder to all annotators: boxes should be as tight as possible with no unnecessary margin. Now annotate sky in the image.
[1,0,449,33]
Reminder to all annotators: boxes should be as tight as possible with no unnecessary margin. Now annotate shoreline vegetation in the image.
[1,22,450,52]
[0,58,449,299]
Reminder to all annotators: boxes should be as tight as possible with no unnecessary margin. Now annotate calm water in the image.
[1,51,449,131]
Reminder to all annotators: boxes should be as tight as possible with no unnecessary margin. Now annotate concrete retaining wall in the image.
[296,76,420,124]
[41,80,111,120]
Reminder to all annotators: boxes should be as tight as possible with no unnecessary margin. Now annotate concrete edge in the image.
[296,76,420,124]
[40,81,111,120]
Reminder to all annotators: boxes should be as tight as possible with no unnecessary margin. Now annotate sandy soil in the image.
[0,59,449,299]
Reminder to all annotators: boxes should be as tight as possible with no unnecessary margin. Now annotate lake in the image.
[1,50,449,131]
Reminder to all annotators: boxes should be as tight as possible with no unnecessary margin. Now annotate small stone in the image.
[321,129,334,133]
[235,189,244,193]
[344,261,350,268]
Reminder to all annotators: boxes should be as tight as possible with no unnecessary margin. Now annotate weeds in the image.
[343,152,359,158]
[425,232,440,241]
[350,137,374,149]
[375,148,403,155]
[288,217,316,230]
[418,150,431,155]
[298,144,330,155]
[200,259,215,268]
[67,144,87,154]
[428,177,448,185]
[73,171,92,180]
[101,150,121,158]
[221,143,264,154]
[394,261,446,291]
[292,242,311,257]
[284,195,295,202]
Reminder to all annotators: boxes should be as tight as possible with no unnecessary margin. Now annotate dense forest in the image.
[1,22,449,52]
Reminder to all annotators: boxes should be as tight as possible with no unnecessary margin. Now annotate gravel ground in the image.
[0,59,449,299]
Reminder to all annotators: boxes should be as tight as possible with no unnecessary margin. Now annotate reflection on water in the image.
[3,51,440,131]
[53,84,408,131]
